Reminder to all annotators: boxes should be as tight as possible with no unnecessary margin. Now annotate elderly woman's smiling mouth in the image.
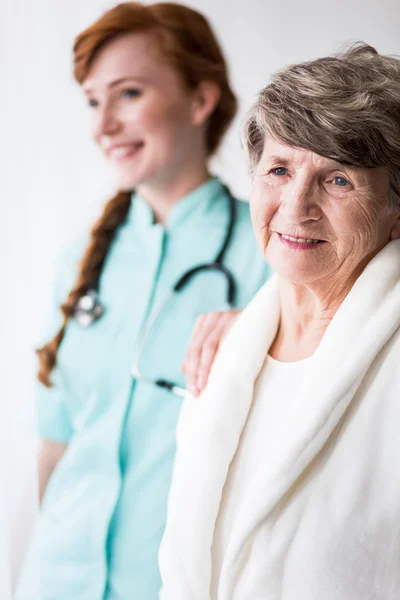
[276,232,327,249]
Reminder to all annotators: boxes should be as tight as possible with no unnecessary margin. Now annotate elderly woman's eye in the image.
[333,176,349,186]
[270,167,288,176]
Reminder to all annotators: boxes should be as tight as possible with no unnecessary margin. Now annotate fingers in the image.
[195,313,232,392]
[182,312,220,396]
[182,310,240,396]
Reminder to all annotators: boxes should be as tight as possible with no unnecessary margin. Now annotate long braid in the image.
[37,190,132,387]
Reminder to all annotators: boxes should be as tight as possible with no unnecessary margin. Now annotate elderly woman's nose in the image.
[279,182,320,222]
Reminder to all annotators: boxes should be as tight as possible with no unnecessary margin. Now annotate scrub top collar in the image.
[125,177,224,233]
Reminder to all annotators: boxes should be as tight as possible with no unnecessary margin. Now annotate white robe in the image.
[159,240,400,600]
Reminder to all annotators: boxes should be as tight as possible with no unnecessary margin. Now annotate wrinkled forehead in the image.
[259,136,343,170]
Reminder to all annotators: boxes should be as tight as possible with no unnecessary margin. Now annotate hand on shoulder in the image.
[182,309,242,396]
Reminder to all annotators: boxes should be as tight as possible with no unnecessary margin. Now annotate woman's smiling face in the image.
[250,135,398,287]
[82,32,205,191]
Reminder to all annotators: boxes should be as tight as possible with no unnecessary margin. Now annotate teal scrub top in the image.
[37,178,272,600]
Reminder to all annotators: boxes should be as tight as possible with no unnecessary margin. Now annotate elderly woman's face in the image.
[251,136,398,286]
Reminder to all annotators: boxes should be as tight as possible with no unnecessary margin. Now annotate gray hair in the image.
[242,43,400,211]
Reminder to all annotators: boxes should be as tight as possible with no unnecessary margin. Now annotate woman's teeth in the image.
[281,234,321,244]
[110,143,143,159]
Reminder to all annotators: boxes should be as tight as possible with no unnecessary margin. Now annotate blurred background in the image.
[2,0,400,596]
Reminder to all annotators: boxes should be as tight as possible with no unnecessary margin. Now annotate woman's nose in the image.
[93,103,121,139]
[279,180,321,223]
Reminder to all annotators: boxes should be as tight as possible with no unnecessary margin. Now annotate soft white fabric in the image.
[159,239,400,600]
[211,355,312,597]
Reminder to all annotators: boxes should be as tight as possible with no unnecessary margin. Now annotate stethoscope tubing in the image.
[73,187,238,396]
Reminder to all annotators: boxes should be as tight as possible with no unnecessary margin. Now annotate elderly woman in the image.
[159,43,400,600]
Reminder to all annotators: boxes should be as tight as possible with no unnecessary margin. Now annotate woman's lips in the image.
[107,142,144,161]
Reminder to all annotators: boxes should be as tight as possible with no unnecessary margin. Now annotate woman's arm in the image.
[38,439,67,502]
[182,309,242,396]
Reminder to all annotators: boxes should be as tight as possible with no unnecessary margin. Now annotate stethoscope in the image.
[74,187,238,396]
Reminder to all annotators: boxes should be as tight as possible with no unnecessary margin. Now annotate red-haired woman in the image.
[35,3,270,598]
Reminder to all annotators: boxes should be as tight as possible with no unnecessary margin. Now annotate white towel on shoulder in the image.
[160,240,400,600]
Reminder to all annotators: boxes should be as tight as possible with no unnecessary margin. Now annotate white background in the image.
[2,0,400,596]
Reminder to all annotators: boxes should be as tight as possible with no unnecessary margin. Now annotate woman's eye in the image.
[333,176,349,187]
[87,99,99,108]
[270,167,288,176]
[122,88,141,99]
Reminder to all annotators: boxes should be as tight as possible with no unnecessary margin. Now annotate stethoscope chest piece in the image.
[74,290,104,327]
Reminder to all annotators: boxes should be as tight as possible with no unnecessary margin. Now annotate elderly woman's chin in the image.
[264,234,336,284]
